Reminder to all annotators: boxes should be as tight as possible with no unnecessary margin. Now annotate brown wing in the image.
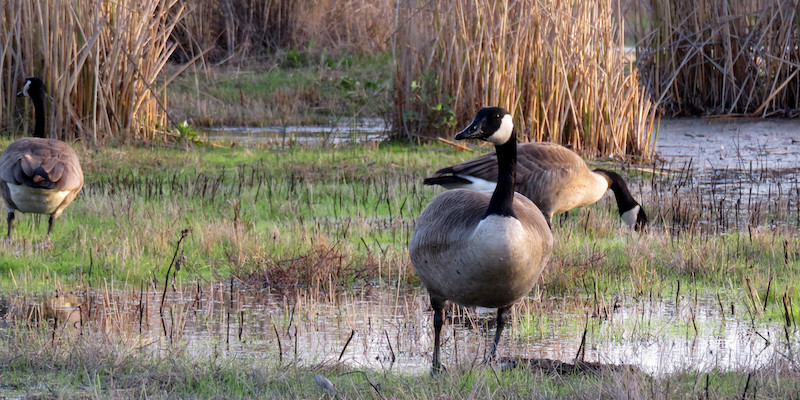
[513,143,593,215]
[425,142,593,216]
[0,137,83,191]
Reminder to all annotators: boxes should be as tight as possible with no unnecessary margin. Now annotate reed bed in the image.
[0,0,184,142]
[634,0,800,116]
[393,0,659,158]
[173,0,394,63]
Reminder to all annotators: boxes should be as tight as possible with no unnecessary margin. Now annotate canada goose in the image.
[423,141,648,230]
[409,107,553,371]
[0,77,83,237]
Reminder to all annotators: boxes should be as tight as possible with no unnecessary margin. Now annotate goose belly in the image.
[7,184,70,214]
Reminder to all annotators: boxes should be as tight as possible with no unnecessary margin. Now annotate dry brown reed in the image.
[635,0,800,117]
[393,0,659,158]
[0,0,185,143]
[174,0,394,63]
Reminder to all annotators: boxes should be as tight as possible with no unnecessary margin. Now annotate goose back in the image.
[426,142,609,218]
[0,137,83,215]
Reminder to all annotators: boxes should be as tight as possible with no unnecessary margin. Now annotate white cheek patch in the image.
[22,80,31,97]
[486,114,513,145]
[621,205,640,227]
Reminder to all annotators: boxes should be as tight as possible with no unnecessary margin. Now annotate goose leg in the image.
[6,211,14,238]
[489,305,511,360]
[431,296,446,373]
[46,215,54,237]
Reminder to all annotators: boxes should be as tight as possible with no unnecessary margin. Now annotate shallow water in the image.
[656,118,800,171]
[202,118,387,145]
[5,285,793,375]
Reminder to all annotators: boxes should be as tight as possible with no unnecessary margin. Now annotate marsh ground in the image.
[1,64,800,398]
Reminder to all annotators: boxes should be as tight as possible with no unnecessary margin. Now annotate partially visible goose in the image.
[423,142,648,230]
[409,107,553,371]
[0,77,84,237]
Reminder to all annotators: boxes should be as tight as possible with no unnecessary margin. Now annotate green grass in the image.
[0,138,798,304]
[0,140,473,291]
[2,139,800,398]
[165,50,392,127]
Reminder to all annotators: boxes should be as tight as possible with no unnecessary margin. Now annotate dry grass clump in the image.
[0,0,185,143]
[635,0,800,117]
[393,0,659,158]
[174,0,394,63]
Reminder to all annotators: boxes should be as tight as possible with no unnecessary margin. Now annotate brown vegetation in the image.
[172,0,394,63]
[393,0,659,158]
[0,0,184,143]
[633,0,800,117]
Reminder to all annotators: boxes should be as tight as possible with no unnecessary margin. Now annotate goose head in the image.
[17,77,45,99]
[455,107,513,145]
[623,204,648,232]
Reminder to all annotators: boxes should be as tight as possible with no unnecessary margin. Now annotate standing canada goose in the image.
[423,141,648,230]
[0,77,83,237]
[409,107,553,371]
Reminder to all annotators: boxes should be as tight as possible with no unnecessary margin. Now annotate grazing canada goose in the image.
[0,77,83,237]
[409,107,553,371]
[423,141,648,230]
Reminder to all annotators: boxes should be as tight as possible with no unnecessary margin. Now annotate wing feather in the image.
[424,142,596,217]
[0,138,83,191]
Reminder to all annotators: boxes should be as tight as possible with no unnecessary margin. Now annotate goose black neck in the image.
[485,135,517,218]
[594,169,637,213]
[31,92,45,138]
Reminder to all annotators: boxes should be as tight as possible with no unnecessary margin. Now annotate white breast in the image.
[472,214,527,255]
[7,183,70,214]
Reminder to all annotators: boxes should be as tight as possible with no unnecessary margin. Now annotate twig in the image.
[384,330,396,363]
[273,323,283,365]
[340,371,386,400]
[339,329,356,362]
[575,315,588,362]
[159,228,191,318]
[741,372,752,400]
[436,137,473,151]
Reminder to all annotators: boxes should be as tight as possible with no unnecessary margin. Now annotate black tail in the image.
[422,175,472,187]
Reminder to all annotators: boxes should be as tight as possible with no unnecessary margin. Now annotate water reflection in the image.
[3,285,793,375]
[202,119,387,145]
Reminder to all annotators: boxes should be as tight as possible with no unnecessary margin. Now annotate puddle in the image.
[2,286,794,375]
[202,118,388,145]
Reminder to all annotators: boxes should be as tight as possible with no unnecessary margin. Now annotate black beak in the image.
[454,119,483,140]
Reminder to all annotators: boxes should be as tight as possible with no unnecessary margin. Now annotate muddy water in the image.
[4,284,791,375]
